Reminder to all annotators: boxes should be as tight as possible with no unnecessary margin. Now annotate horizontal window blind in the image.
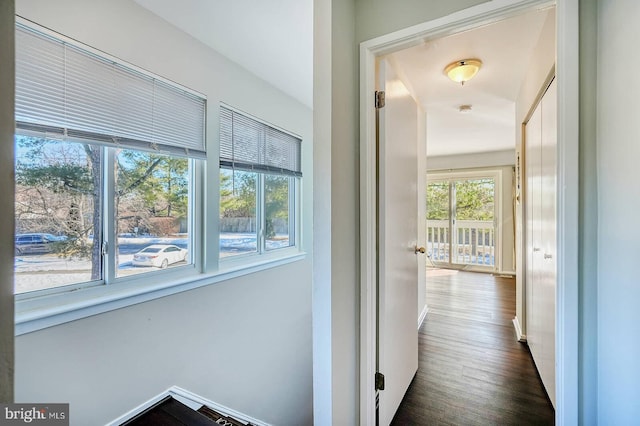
[15,23,207,159]
[220,106,302,177]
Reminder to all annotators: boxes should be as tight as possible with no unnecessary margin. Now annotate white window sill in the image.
[15,251,306,335]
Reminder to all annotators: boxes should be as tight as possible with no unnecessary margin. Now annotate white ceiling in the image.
[389,8,552,157]
[134,0,313,109]
[134,1,549,158]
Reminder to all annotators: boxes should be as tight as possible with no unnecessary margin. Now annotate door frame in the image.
[359,0,579,424]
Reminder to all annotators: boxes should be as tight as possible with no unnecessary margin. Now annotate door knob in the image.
[415,246,426,254]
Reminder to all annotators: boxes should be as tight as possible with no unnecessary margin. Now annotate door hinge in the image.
[375,372,385,391]
[375,91,385,109]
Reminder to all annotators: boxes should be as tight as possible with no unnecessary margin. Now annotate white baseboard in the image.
[171,387,269,426]
[418,305,429,329]
[107,386,270,426]
[512,317,527,342]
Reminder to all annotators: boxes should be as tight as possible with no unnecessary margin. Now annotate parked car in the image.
[14,233,66,255]
[132,244,187,269]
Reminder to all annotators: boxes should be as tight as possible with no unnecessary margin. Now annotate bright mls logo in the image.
[0,404,68,425]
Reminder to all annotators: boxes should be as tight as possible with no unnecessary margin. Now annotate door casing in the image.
[359,0,579,424]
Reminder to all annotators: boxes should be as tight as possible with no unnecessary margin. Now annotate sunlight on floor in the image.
[426,267,459,277]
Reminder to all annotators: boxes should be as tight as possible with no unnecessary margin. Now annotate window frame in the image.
[218,171,301,265]
[14,137,202,300]
[426,168,503,273]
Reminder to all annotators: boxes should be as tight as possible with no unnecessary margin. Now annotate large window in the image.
[14,22,205,295]
[14,20,305,315]
[219,106,301,258]
[426,173,499,269]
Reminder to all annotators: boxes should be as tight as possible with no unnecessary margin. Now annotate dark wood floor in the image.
[391,269,555,426]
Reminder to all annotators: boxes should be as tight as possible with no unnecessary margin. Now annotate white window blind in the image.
[220,106,302,177]
[15,23,207,159]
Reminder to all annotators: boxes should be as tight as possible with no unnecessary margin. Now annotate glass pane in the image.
[426,181,450,263]
[454,178,495,221]
[219,169,257,257]
[15,135,102,293]
[453,178,495,266]
[265,175,292,251]
[116,150,191,276]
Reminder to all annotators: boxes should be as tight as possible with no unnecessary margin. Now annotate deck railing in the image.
[426,219,495,266]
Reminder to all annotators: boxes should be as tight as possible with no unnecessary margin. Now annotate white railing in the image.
[426,219,495,267]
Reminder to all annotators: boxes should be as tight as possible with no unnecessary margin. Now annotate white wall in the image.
[513,9,555,335]
[312,0,333,423]
[427,160,516,275]
[596,0,640,422]
[14,1,313,424]
[314,1,493,424]
[355,0,490,42]
[0,0,15,404]
[578,0,598,423]
[329,0,360,423]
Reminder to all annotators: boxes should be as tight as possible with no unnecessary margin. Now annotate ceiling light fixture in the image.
[444,59,482,86]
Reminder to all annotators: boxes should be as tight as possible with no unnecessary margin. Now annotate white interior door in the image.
[377,58,419,425]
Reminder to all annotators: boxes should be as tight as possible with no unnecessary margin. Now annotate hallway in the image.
[391,269,554,425]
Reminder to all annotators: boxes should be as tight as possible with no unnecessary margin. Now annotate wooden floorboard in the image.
[391,269,554,426]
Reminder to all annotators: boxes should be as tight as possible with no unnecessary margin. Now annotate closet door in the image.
[539,78,557,406]
[525,99,542,371]
[524,77,557,408]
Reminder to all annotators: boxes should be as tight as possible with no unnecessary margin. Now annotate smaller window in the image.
[219,106,302,259]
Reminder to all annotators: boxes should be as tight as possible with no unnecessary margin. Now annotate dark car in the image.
[14,233,66,255]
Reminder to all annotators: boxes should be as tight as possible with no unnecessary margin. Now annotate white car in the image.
[132,244,187,269]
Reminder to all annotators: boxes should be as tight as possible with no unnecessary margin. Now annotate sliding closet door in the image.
[524,77,556,408]
[539,78,557,406]
[525,99,542,372]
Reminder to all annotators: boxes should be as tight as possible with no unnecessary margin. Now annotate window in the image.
[426,172,499,270]
[219,106,301,259]
[14,23,205,295]
[14,19,306,328]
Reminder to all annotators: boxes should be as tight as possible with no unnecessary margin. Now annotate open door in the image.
[376,58,419,425]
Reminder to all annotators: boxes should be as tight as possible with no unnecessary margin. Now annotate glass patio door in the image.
[427,174,497,270]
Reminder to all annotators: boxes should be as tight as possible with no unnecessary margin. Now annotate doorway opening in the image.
[359,0,579,424]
